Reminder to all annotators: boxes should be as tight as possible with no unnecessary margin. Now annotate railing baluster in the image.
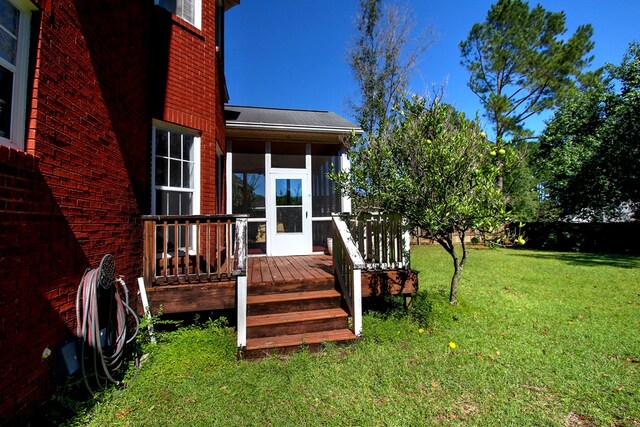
[397,216,403,267]
[216,221,222,279]
[195,220,201,280]
[163,221,168,283]
[385,216,396,268]
[224,221,233,274]
[403,218,411,269]
[185,220,190,280]
[173,220,179,283]
[143,220,155,286]
[206,220,211,280]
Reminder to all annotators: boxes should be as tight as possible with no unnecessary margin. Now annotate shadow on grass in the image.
[362,294,406,318]
[508,250,640,269]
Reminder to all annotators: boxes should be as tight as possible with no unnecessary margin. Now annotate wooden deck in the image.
[142,254,417,315]
[248,254,418,296]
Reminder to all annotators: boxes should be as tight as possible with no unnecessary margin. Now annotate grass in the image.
[65,247,639,426]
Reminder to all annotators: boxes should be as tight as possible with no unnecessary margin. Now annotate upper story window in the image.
[156,0,202,29]
[0,0,34,150]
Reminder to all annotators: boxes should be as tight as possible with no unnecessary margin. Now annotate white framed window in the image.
[0,0,35,150]
[152,122,201,252]
[156,0,202,29]
[152,122,201,216]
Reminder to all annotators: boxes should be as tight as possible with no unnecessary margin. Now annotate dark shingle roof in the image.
[225,105,360,133]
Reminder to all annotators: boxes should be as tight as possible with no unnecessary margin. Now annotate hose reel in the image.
[76,254,139,395]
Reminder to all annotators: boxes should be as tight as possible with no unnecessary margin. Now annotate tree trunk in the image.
[449,261,461,304]
[438,231,469,305]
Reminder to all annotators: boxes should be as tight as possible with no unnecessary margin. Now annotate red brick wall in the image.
[1,0,225,422]
[152,3,225,215]
[0,146,88,421]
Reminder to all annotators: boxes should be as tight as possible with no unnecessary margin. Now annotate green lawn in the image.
[70,247,640,426]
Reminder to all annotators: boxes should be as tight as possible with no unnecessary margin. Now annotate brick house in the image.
[0,0,238,421]
[1,0,413,422]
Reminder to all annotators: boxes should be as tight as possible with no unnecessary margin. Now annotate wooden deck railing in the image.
[347,212,411,270]
[142,214,248,286]
[332,212,412,336]
[332,214,366,337]
[141,214,248,347]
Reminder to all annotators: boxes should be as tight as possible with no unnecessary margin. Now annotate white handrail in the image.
[332,214,365,337]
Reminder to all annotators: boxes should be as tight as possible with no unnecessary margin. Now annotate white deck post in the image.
[236,275,247,348]
[352,268,362,337]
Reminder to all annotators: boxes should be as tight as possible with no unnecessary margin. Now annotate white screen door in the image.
[268,173,311,255]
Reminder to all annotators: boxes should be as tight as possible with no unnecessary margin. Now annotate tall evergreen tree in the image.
[460,0,594,218]
[460,0,594,145]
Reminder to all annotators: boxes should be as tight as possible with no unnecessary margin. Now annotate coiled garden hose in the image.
[76,254,139,395]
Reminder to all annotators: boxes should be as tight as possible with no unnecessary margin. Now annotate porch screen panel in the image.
[232,143,265,218]
[311,144,341,217]
[312,220,331,251]
[271,141,305,168]
[247,221,266,255]
[232,141,267,253]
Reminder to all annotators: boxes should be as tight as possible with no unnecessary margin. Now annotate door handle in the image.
[306,211,308,219]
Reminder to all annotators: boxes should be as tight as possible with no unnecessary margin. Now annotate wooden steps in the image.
[245,329,356,359]
[248,289,341,315]
[244,282,357,358]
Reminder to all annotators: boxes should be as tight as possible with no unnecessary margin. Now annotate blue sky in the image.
[225,0,639,135]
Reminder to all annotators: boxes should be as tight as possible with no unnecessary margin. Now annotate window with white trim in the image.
[153,125,200,216]
[152,124,200,251]
[156,0,202,29]
[0,0,34,150]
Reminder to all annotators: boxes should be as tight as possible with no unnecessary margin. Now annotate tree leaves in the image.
[332,96,509,303]
[460,0,594,143]
[536,42,640,221]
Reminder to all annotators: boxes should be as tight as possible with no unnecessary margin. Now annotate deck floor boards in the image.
[288,256,322,280]
[273,256,296,282]
[247,255,333,284]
